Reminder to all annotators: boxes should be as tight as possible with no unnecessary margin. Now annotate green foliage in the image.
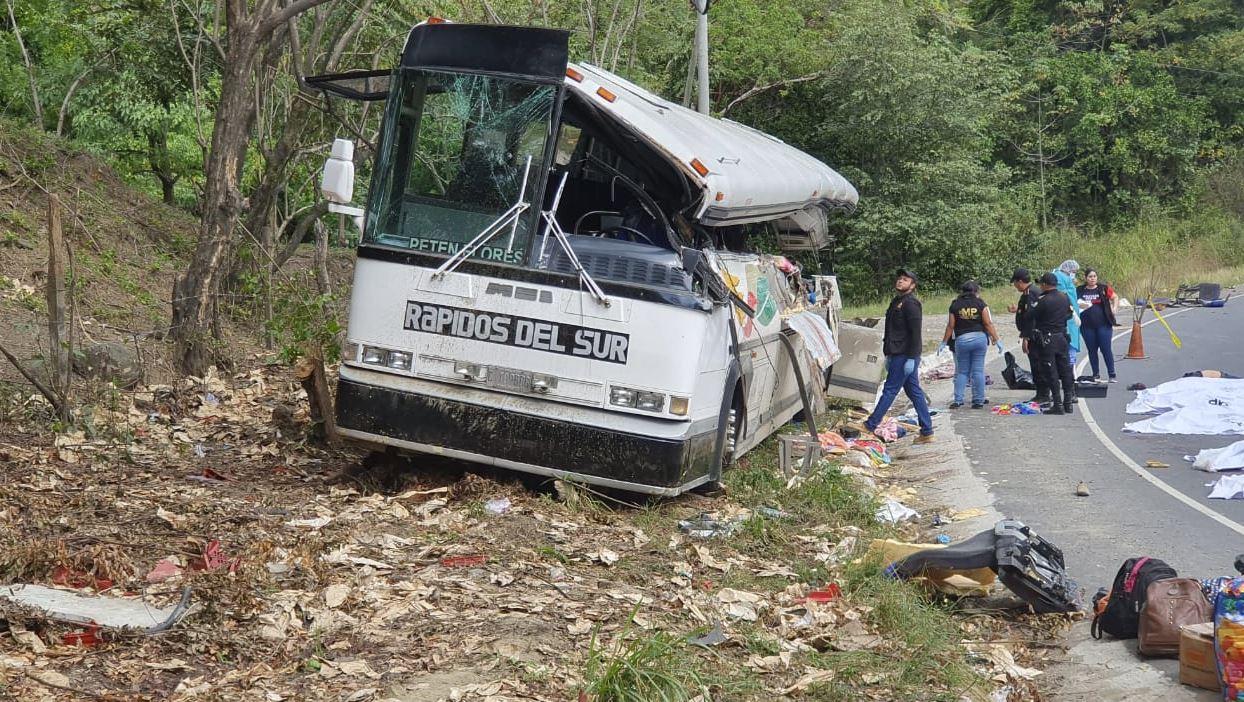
[584,617,704,702]
[263,277,344,365]
[2,0,1242,309]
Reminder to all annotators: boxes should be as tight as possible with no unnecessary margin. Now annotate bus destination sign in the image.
[404,300,629,364]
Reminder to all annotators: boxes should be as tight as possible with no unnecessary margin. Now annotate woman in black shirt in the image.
[1076,268,1119,382]
[940,281,1003,408]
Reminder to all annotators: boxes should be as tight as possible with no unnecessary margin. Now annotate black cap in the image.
[1038,272,1059,286]
[1011,268,1031,283]
[896,268,918,284]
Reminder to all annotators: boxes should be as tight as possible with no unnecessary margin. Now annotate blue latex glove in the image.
[938,342,948,355]
[995,341,1004,354]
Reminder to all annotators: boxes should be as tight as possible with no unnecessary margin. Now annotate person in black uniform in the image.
[1007,268,1050,403]
[1032,272,1076,415]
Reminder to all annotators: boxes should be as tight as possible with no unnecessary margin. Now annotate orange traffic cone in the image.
[1125,320,1147,359]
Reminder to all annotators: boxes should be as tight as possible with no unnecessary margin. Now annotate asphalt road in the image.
[953,293,1244,590]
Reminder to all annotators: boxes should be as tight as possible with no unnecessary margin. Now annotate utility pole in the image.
[693,0,710,114]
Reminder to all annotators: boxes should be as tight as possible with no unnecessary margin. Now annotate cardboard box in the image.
[1180,622,1220,692]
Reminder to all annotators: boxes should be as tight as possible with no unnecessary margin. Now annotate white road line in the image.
[1075,308,1244,537]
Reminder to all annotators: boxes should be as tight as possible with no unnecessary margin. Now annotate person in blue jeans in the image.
[938,281,1004,408]
[1076,268,1119,382]
[847,269,934,443]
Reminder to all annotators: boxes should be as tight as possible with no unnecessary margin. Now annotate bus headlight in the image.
[387,350,412,371]
[361,346,387,365]
[609,386,669,413]
[635,392,665,413]
[343,342,360,362]
[609,387,637,407]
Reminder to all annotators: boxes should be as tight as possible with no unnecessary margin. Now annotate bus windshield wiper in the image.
[538,172,610,306]
[432,156,532,279]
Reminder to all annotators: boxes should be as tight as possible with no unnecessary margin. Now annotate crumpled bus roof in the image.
[567,64,858,236]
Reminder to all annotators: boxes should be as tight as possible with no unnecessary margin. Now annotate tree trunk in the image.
[172,37,260,376]
[149,130,180,205]
[314,218,331,296]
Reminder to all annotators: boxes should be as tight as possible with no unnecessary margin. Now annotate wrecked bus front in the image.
[313,21,875,495]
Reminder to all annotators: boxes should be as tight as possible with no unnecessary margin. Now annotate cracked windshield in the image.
[366,71,556,265]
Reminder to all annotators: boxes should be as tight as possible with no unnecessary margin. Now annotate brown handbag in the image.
[1137,577,1213,657]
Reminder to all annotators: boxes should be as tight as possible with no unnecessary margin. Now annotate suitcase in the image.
[1075,382,1108,398]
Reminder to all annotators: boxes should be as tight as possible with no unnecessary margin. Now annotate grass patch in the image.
[584,620,705,702]
[716,421,986,700]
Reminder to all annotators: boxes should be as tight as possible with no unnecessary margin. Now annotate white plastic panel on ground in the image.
[567,64,858,228]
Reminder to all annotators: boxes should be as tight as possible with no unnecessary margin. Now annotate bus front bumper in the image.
[334,376,719,495]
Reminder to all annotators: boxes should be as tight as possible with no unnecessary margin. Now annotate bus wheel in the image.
[696,392,743,496]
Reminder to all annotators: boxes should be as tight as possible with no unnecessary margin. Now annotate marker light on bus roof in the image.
[566,67,584,82]
[595,87,617,103]
[690,159,710,177]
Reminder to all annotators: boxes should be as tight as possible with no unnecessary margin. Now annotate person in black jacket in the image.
[1032,272,1077,415]
[1008,268,1050,403]
[849,269,934,443]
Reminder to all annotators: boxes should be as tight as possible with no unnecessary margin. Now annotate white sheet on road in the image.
[1123,377,1244,435]
[1209,474,1244,499]
[1188,440,1244,472]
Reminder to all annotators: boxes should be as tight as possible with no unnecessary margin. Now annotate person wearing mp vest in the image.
[848,269,934,444]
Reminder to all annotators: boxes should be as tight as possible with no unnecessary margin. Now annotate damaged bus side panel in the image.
[310,21,884,495]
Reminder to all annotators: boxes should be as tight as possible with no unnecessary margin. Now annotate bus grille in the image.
[546,249,692,290]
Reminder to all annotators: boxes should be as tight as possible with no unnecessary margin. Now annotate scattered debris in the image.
[1144,460,1170,469]
[484,497,512,514]
[0,584,191,631]
[1075,482,1091,497]
[875,498,919,523]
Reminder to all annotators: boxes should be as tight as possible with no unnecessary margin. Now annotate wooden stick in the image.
[294,356,339,445]
[46,193,70,421]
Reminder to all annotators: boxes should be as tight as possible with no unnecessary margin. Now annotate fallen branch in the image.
[0,341,66,417]
[721,72,824,116]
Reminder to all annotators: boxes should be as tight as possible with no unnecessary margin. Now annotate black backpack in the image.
[1091,557,1178,639]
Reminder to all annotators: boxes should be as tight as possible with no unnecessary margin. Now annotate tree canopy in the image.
[2,0,1241,311]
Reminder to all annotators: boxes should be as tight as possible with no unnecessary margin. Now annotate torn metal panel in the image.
[1,584,191,631]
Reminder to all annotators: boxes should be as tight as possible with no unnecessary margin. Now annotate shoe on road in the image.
[971,402,985,409]
[1027,395,1052,404]
[913,434,935,445]
[1076,481,1091,497]
[1109,376,1118,383]
[1043,404,1065,415]
[1063,402,1074,415]
[949,402,964,409]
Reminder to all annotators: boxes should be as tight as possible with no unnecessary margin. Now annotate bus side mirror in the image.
[321,138,355,204]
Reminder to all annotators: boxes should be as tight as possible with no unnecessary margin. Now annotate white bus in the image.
[309,21,882,495]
